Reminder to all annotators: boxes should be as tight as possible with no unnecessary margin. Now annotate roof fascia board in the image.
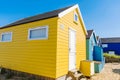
[58,4,88,35]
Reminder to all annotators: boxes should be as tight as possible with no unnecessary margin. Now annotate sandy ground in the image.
[91,63,120,80]
[0,63,120,80]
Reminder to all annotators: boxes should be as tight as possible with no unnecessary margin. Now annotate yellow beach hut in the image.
[0,4,87,80]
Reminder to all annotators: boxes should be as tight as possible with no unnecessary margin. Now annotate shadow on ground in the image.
[112,63,120,65]
[112,69,120,74]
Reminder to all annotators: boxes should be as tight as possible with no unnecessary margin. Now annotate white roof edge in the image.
[58,4,88,35]
[93,31,98,43]
[58,4,78,18]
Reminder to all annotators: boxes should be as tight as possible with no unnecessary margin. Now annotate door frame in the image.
[68,28,76,70]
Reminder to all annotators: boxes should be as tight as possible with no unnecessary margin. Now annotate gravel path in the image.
[91,63,120,80]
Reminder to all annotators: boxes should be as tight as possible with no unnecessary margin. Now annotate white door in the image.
[69,29,76,70]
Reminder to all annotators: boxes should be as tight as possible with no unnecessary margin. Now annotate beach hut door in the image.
[69,29,76,70]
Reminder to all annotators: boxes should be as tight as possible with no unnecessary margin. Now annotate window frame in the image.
[102,44,108,48]
[109,51,115,55]
[28,26,48,40]
[1,32,12,42]
[91,40,94,51]
[74,12,78,22]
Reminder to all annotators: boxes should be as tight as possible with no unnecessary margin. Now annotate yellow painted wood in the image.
[0,8,87,79]
[56,9,86,77]
[80,60,94,77]
[0,17,58,78]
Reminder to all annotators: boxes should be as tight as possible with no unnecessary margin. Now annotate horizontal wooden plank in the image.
[0,17,58,78]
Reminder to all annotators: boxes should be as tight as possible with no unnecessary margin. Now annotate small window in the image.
[109,51,115,55]
[91,40,94,51]
[28,26,48,40]
[91,40,94,46]
[74,13,78,22]
[102,44,108,48]
[1,32,12,42]
[59,24,64,30]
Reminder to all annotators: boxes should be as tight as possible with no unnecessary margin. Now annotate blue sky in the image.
[0,0,120,38]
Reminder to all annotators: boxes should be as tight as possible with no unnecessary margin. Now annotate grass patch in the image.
[104,53,120,59]
[104,53,120,63]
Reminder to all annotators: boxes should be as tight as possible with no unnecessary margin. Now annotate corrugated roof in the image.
[101,37,120,43]
[0,5,72,29]
[86,30,93,39]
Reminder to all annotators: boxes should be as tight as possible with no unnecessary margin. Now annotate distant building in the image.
[86,30,105,73]
[96,36,101,47]
[101,37,120,55]
[86,30,97,60]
